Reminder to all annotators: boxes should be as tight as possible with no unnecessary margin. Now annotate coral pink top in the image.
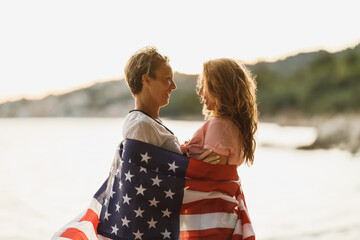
[185,117,244,166]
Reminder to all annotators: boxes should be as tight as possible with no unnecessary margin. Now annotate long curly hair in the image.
[198,58,258,165]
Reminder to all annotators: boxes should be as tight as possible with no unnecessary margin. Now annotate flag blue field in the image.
[52,139,255,240]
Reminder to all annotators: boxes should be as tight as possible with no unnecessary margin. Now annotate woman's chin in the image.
[160,100,170,107]
[205,105,214,111]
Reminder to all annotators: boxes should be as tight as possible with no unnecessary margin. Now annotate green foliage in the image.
[160,73,203,118]
[251,44,360,116]
[163,44,360,118]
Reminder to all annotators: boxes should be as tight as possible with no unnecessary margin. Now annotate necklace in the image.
[129,110,174,135]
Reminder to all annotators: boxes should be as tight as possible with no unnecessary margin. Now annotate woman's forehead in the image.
[158,62,172,71]
[154,63,173,77]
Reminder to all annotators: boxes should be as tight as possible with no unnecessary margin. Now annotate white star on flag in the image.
[111,224,119,235]
[134,207,144,218]
[133,229,144,240]
[161,208,171,218]
[124,170,134,182]
[161,229,171,239]
[149,197,160,207]
[168,161,179,172]
[164,189,175,199]
[135,184,146,195]
[115,202,120,212]
[104,210,111,221]
[123,194,132,205]
[151,175,162,186]
[147,218,157,229]
[121,216,131,227]
[110,190,115,198]
[140,152,151,163]
[139,166,147,173]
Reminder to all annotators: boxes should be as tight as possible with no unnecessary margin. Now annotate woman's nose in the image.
[199,86,204,96]
[171,80,176,90]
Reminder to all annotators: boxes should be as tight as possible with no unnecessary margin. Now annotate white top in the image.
[122,111,181,153]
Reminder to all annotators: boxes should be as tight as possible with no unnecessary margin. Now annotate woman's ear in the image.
[142,74,150,86]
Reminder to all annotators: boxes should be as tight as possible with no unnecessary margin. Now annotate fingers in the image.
[210,159,220,164]
[198,150,212,160]
[202,155,220,164]
[197,150,221,164]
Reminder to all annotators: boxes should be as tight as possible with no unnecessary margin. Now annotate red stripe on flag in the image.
[185,178,239,196]
[180,228,235,240]
[187,158,239,181]
[240,209,251,224]
[79,208,99,234]
[244,236,256,240]
[59,227,88,240]
[181,198,238,215]
[232,234,243,240]
[237,192,248,209]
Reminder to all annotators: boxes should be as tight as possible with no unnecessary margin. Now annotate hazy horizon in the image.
[1,42,359,104]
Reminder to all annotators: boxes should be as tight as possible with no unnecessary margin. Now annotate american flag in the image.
[52,139,255,240]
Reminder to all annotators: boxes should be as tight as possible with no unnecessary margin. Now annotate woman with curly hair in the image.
[183,58,258,167]
[181,58,257,240]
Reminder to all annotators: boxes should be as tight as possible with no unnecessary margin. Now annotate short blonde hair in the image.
[198,58,258,165]
[124,46,169,95]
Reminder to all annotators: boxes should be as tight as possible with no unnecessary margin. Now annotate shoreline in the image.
[260,113,360,154]
[1,113,359,154]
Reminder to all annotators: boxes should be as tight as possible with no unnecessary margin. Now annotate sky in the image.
[0,0,359,103]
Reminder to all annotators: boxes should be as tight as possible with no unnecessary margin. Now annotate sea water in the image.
[0,118,359,240]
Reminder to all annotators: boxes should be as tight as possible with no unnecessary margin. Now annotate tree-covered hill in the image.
[0,72,202,118]
[252,44,360,116]
[1,43,359,118]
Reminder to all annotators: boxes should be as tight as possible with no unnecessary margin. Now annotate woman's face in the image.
[199,76,216,111]
[148,62,176,108]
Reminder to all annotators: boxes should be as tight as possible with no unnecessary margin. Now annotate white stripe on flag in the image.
[243,223,256,239]
[183,190,239,205]
[180,212,238,231]
[233,219,242,236]
[52,213,84,239]
[51,198,102,240]
[88,198,102,215]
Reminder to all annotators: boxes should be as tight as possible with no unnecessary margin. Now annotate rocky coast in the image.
[261,113,360,154]
[302,114,360,154]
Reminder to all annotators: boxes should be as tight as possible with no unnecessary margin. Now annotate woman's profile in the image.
[183,58,258,166]
[181,58,257,239]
